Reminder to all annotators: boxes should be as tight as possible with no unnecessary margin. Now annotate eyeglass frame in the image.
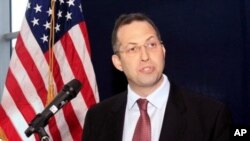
[114,37,163,55]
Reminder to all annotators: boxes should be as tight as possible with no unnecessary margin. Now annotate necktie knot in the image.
[137,99,148,111]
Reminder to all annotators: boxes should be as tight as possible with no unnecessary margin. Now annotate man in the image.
[82,13,231,141]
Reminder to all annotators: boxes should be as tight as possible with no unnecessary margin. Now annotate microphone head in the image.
[64,79,82,98]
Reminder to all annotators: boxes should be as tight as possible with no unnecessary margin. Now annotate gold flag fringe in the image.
[46,0,56,106]
[0,127,8,141]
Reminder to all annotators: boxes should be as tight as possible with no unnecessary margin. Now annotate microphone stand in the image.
[37,127,50,141]
[25,113,50,141]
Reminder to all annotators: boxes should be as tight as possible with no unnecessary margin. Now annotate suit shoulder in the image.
[171,84,228,115]
[88,91,127,113]
[184,88,225,109]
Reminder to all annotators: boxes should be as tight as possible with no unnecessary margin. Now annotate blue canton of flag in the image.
[26,0,84,52]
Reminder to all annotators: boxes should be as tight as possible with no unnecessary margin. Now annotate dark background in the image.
[82,0,250,128]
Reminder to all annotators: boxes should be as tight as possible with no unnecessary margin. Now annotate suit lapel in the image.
[159,83,187,141]
[103,92,127,141]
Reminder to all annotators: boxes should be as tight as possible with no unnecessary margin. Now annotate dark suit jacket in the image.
[82,83,231,141]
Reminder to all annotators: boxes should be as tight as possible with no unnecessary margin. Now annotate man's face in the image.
[112,21,166,92]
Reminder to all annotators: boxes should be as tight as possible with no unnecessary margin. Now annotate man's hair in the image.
[111,13,162,53]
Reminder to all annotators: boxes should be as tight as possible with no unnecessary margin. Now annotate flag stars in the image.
[79,4,82,12]
[34,4,42,13]
[59,0,65,5]
[31,17,39,26]
[47,8,52,16]
[41,34,48,43]
[43,21,51,30]
[65,12,72,21]
[57,10,63,19]
[55,24,61,32]
[67,0,75,7]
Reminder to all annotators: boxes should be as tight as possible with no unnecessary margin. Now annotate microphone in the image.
[25,79,82,137]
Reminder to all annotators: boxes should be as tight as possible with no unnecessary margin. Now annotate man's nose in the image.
[140,46,149,62]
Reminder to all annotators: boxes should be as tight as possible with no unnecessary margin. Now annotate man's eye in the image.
[127,46,137,52]
[148,42,157,48]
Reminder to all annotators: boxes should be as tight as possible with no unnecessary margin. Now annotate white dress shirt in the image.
[122,74,170,141]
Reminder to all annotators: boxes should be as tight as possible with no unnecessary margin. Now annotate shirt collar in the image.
[127,74,170,110]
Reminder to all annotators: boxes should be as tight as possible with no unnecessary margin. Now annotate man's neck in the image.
[129,75,164,97]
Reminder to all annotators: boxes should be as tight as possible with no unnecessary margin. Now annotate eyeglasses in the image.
[115,38,163,55]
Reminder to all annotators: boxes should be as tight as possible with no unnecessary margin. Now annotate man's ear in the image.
[112,54,123,71]
[162,45,166,56]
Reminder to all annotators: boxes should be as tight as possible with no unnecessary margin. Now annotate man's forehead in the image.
[117,21,156,41]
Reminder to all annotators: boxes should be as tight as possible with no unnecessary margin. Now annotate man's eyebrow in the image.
[126,36,156,45]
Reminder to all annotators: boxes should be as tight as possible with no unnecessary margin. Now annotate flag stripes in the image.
[15,35,48,105]
[0,88,35,141]
[69,24,99,106]
[47,116,62,141]
[0,0,99,140]
[79,23,91,55]
[0,106,22,140]
[5,70,36,122]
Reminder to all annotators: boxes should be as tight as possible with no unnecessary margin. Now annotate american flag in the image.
[0,0,99,140]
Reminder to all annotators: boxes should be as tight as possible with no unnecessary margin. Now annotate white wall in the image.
[0,0,27,101]
[0,0,11,101]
